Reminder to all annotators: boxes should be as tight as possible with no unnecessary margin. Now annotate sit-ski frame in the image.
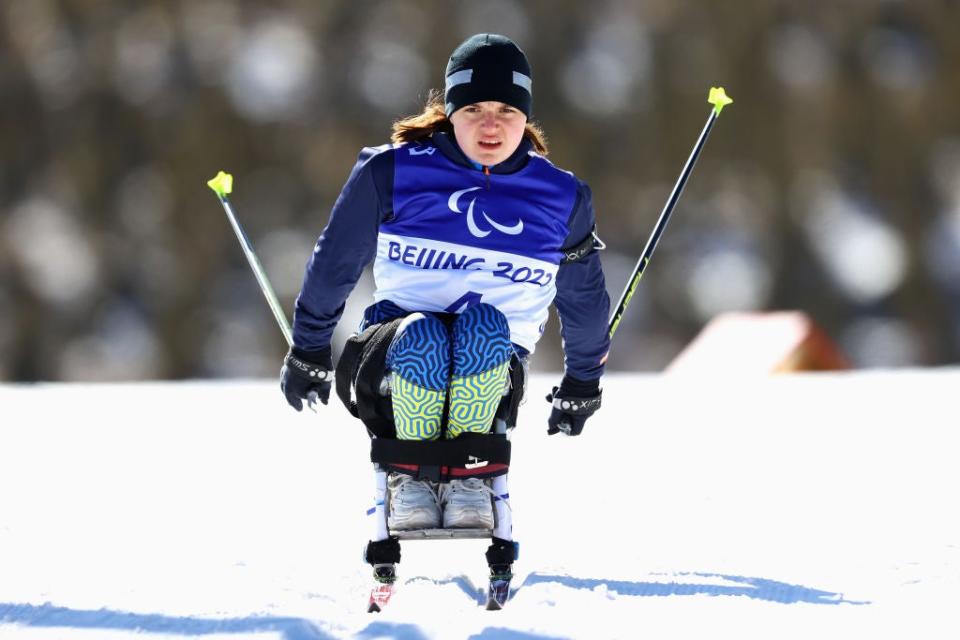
[369,417,514,543]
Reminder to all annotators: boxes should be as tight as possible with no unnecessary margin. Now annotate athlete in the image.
[280,34,610,533]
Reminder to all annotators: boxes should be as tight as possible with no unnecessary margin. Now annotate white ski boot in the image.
[387,472,440,530]
[440,478,495,529]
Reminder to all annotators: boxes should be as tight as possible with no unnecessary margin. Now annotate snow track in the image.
[1,371,957,639]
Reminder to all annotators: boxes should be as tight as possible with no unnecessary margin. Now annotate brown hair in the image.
[391,89,549,155]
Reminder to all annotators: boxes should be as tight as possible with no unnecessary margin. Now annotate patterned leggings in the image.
[385,303,512,441]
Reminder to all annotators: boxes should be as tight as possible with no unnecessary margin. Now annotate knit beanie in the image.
[444,34,532,118]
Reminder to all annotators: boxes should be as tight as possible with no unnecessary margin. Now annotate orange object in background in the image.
[666,311,851,373]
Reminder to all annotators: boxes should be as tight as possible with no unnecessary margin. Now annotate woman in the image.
[280,33,609,588]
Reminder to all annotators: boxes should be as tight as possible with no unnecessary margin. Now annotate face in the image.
[450,101,527,167]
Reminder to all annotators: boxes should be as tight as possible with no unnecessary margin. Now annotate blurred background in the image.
[2,0,959,382]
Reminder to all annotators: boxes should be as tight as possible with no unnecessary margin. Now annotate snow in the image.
[1,371,958,639]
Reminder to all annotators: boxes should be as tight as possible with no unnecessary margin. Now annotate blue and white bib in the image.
[373,141,578,353]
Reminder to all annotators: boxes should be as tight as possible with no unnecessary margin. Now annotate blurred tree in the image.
[1,0,959,381]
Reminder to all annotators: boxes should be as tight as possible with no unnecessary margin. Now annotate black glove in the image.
[281,346,334,411]
[546,375,602,436]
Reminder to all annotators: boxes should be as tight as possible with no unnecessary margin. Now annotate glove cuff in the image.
[291,345,332,367]
[558,374,600,398]
[285,350,334,383]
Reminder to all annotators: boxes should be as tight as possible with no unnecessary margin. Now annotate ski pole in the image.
[207,171,323,410]
[207,171,293,345]
[607,87,733,340]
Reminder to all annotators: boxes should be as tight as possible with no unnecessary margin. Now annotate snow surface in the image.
[1,371,958,639]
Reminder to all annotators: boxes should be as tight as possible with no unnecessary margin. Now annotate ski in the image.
[485,565,513,610]
[367,563,396,613]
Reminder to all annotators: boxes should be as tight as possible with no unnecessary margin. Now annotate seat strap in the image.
[371,432,510,468]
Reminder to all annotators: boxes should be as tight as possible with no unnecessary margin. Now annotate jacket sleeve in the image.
[291,146,394,354]
[552,180,611,381]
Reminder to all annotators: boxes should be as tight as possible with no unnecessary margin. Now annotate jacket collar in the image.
[430,132,533,174]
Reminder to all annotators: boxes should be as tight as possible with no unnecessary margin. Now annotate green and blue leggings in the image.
[385,303,512,441]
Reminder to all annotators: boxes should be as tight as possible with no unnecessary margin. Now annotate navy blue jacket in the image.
[292,132,610,381]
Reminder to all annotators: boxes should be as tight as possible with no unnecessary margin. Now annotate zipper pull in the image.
[484,165,491,189]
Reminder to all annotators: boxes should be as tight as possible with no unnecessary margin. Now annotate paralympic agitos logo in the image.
[447,187,524,239]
